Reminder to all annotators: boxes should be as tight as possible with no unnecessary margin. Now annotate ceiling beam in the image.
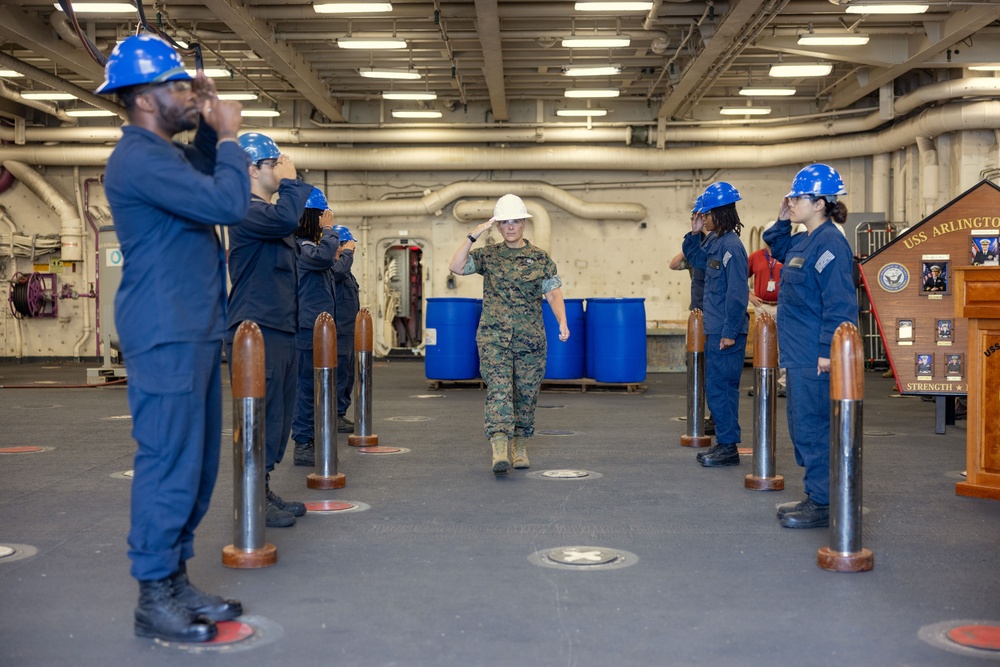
[199,0,346,123]
[473,0,508,121]
[656,0,769,119]
[824,4,1000,110]
[0,6,105,85]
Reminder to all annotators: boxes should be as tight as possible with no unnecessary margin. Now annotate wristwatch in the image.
[467,233,477,243]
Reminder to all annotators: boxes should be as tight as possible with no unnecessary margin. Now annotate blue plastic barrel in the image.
[585,298,647,383]
[542,298,585,379]
[425,297,481,380]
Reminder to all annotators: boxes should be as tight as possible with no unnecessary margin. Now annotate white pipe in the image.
[2,161,84,262]
[915,136,939,216]
[453,200,552,252]
[0,81,77,125]
[71,167,92,360]
[871,153,891,217]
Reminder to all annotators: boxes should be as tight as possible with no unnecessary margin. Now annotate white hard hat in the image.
[493,194,532,221]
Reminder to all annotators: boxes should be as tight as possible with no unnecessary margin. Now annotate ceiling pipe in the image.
[50,13,109,51]
[2,160,84,261]
[2,101,999,172]
[0,81,77,125]
[0,52,126,120]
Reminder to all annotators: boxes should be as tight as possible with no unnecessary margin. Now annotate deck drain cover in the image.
[919,619,1000,659]
[542,470,590,478]
[0,446,52,454]
[0,544,37,564]
[411,394,445,398]
[386,416,431,422]
[529,546,638,571]
[947,625,1000,651]
[303,500,370,514]
[864,430,895,437]
[357,446,409,455]
[156,616,282,653]
[537,429,576,436]
[110,470,134,479]
[106,415,132,421]
[0,546,14,558]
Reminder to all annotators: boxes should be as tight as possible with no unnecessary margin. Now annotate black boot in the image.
[700,443,740,467]
[696,443,721,462]
[775,497,808,519]
[135,578,217,642]
[704,416,716,435]
[171,563,242,622]
[293,440,315,467]
[337,415,354,433]
[780,497,830,528]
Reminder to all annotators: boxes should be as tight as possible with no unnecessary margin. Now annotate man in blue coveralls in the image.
[100,34,249,642]
[227,132,314,527]
[332,225,361,432]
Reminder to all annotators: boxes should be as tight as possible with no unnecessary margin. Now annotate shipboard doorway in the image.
[374,236,428,357]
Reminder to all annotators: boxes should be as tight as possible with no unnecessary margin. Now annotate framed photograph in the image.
[946,353,963,379]
[897,318,914,345]
[936,319,953,345]
[970,231,999,266]
[915,353,933,378]
[921,260,949,295]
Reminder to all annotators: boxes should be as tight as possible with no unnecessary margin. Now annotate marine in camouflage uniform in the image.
[449,194,570,474]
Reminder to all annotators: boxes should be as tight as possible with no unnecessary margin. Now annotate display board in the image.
[859,179,1000,396]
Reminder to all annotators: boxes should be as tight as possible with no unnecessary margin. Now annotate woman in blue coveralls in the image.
[763,164,858,529]
[291,188,340,466]
[682,183,749,467]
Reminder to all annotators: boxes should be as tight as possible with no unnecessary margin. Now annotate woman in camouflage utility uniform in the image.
[449,194,570,474]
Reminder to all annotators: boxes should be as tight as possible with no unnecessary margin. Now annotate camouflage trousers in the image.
[478,341,546,439]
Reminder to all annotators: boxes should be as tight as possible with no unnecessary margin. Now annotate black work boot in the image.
[293,440,315,467]
[704,416,716,435]
[337,415,354,433]
[700,443,740,467]
[696,443,721,462]
[775,497,809,519]
[171,563,242,622]
[780,497,830,528]
[135,578,217,642]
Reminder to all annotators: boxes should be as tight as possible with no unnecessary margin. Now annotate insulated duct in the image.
[1,101,999,173]
[2,161,84,262]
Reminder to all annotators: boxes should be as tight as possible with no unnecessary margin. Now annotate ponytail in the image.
[821,198,848,224]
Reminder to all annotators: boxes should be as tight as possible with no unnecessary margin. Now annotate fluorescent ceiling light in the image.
[0,70,23,77]
[391,110,442,119]
[769,63,833,77]
[21,91,77,100]
[185,68,231,78]
[66,109,116,117]
[382,91,437,100]
[359,67,421,80]
[797,34,870,46]
[575,2,654,11]
[241,109,281,117]
[53,2,135,13]
[561,37,631,49]
[556,108,608,117]
[969,64,1000,72]
[337,37,407,49]
[563,65,621,77]
[720,106,772,116]
[739,86,796,96]
[844,3,928,14]
[217,92,259,101]
[564,88,620,98]
[314,2,393,13]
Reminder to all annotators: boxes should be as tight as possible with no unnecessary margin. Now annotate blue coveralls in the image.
[333,248,361,416]
[226,181,313,472]
[682,230,749,446]
[105,124,250,581]
[763,218,858,505]
[291,228,339,445]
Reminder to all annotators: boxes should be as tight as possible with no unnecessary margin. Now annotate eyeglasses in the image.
[497,220,524,227]
[787,195,819,205]
[255,159,278,169]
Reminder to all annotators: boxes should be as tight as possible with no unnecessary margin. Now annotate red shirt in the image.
[747,248,782,302]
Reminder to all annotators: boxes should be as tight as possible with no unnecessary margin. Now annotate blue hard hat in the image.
[701,182,741,211]
[691,195,705,214]
[305,187,328,210]
[786,163,846,198]
[332,225,353,243]
[96,34,192,94]
[238,133,281,163]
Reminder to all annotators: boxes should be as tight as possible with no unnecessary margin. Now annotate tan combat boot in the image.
[490,433,510,475]
[511,436,530,469]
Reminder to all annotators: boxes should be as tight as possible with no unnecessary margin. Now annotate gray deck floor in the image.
[1,360,997,667]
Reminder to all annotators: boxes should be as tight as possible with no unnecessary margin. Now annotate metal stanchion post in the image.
[746,311,784,490]
[818,322,874,573]
[681,309,711,447]
[348,308,379,447]
[308,312,346,489]
[223,321,277,569]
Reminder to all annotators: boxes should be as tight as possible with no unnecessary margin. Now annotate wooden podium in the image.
[954,267,1000,500]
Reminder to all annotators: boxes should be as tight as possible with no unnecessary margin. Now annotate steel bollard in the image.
[348,309,379,447]
[308,312,346,489]
[680,309,711,447]
[746,311,784,490]
[818,322,874,573]
[223,321,277,569]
